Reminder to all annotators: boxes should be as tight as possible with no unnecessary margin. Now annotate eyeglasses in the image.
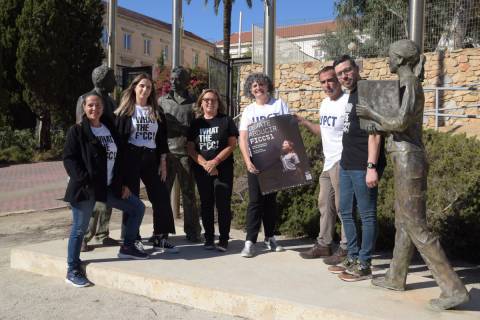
[336,66,354,77]
[202,98,217,103]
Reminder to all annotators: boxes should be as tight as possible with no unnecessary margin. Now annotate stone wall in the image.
[239,48,480,128]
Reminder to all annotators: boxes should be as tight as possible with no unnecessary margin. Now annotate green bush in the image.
[233,128,480,262]
[0,127,65,163]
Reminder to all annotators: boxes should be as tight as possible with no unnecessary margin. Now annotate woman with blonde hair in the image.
[187,89,238,251]
[115,73,177,253]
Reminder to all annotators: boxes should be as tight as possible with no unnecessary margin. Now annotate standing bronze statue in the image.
[75,65,118,251]
[158,66,201,242]
[357,39,469,311]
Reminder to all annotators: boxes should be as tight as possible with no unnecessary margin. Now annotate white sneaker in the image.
[264,237,285,252]
[134,240,145,253]
[241,240,255,258]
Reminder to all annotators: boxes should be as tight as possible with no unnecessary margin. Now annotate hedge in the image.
[232,128,480,263]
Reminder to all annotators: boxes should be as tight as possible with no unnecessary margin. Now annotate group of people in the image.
[63,40,468,311]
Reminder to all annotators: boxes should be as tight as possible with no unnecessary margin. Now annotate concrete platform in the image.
[10,226,479,320]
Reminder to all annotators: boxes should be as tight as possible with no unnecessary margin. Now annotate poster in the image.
[248,114,313,195]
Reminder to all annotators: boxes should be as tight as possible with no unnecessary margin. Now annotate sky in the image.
[117,0,336,43]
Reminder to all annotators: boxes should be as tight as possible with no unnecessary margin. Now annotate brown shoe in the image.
[299,244,331,259]
[323,247,348,265]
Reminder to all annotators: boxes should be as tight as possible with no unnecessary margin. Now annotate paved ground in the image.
[0,161,67,215]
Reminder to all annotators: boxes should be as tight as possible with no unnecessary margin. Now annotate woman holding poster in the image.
[187,89,238,252]
[238,73,289,258]
[115,73,177,254]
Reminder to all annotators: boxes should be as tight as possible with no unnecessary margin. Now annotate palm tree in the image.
[187,0,253,61]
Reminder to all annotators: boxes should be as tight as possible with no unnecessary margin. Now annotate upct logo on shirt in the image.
[199,126,219,151]
[251,112,281,123]
[320,116,337,127]
[343,103,353,133]
[135,116,156,140]
[97,135,116,160]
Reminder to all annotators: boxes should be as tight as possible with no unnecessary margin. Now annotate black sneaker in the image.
[65,269,90,288]
[216,240,228,252]
[339,262,372,282]
[153,237,179,253]
[204,240,215,250]
[118,245,149,260]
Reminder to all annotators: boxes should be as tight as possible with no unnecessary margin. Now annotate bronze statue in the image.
[356,39,469,311]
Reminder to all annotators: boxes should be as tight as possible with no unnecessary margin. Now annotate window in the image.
[143,39,151,55]
[123,33,131,50]
[163,45,169,61]
[102,27,108,45]
[193,52,199,68]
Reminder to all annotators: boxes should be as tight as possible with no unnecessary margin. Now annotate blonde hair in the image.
[195,89,226,117]
[115,73,161,121]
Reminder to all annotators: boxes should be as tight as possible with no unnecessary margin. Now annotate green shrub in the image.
[232,128,480,262]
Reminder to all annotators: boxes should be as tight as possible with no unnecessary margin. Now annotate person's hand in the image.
[203,159,219,173]
[246,161,259,174]
[293,114,307,125]
[356,104,373,120]
[209,168,219,176]
[366,123,378,135]
[366,168,378,188]
[159,159,167,182]
[121,186,131,199]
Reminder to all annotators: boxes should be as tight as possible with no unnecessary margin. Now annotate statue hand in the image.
[356,104,373,120]
[366,123,378,135]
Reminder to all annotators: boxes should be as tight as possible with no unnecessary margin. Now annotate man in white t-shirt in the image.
[296,66,348,264]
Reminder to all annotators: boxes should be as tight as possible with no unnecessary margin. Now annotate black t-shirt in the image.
[340,88,386,171]
[187,113,239,166]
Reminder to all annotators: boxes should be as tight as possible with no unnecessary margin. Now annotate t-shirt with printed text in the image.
[91,124,117,186]
[128,105,159,149]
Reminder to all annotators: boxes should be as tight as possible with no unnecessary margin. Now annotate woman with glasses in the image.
[187,89,238,251]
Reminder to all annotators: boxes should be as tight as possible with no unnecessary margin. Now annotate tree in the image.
[0,0,35,129]
[321,0,480,59]
[187,0,253,61]
[16,0,104,150]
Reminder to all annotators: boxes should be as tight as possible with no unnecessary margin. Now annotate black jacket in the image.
[63,117,125,203]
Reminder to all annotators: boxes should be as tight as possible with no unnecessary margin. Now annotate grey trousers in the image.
[383,151,467,297]
[317,161,347,249]
[165,154,201,237]
[83,207,112,243]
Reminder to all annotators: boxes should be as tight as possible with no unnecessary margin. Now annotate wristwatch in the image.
[367,162,377,169]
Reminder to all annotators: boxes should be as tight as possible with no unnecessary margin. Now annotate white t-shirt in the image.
[319,93,349,171]
[239,98,289,131]
[128,105,158,149]
[91,124,117,186]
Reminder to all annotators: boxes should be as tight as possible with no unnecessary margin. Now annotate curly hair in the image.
[195,89,226,117]
[91,65,111,87]
[243,73,274,99]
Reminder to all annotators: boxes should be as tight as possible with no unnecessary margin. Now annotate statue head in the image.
[388,40,425,80]
[92,65,116,94]
[170,66,190,93]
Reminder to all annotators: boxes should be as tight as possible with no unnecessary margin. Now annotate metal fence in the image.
[251,0,480,62]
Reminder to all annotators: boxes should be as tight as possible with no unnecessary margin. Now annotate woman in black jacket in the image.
[115,73,177,253]
[63,93,148,288]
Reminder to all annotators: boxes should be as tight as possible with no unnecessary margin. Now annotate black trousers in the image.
[124,144,175,236]
[193,162,234,242]
[245,172,278,243]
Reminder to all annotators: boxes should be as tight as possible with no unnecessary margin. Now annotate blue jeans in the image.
[339,166,378,264]
[67,188,145,271]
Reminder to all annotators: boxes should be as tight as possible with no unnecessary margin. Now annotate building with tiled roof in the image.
[216,20,337,61]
